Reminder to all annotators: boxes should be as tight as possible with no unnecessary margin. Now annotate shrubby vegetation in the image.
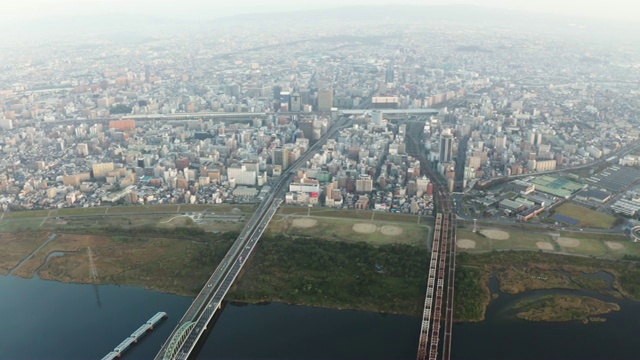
[228,234,428,315]
[109,104,132,114]
[456,251,640,320]
[454,266,490,321]
[77,224,209,240]
[192,231,239,266]
[514,295,620,323]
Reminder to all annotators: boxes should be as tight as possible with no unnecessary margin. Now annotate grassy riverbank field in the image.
[0,232,51,274]
[0,206,434,316]
[3,206,640,322]
[456,225,636,260]
[7,225,236,296]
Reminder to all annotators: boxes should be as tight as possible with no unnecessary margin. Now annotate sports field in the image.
[269,213,430,247]
[553,203,617,229]
[457,225,638,259]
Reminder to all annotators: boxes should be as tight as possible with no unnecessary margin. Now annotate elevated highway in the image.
[154,115,350,360]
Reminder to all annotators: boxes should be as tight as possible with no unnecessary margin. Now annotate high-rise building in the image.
[356,174,373,193]
[0,118,13,130]
[298,89,310,104]
[77,143,89,157]
[317,89,333,111]
[536,131,543,146]
[495,134,506,149]
[92,162,115,178]
[439,129,453,163]
[272,147,289,170]
[299,118,314,139]
[227,164,257,186]
[372,110,383,126]
[385,63,395,84]
[290,93,301,112]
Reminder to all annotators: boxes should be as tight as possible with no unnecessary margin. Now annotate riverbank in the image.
[7,228,236,297]
[454,251,640,322]
[3,226,431,316]
[5,218,640,321]
[514,295,620,323]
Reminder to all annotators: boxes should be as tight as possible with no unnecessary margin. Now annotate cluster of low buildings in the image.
[1,14,640,219]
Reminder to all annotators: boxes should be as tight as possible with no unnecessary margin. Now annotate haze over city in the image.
[1,1,640,359]
[2,0,640,21]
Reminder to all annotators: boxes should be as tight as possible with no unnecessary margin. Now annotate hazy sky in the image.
[2,0,640,22]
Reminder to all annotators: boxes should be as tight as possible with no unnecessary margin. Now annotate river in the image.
[2,274,640,359]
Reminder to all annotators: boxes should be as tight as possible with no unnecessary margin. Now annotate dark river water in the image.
[2,274,640,360]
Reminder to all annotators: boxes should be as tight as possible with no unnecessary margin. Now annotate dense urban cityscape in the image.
[2,4,640,360]
[2,9,640,225]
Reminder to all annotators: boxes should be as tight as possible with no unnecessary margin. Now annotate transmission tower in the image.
[87,247,99,282]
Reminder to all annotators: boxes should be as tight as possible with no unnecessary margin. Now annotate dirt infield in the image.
[536,242,555,251]
[380,225,403,236]
[353,223,377,234]
[457,239,476,249]
[480,229,510,240]
[557,237,580,247]
[291,218,318,228]
[605,241,625,250]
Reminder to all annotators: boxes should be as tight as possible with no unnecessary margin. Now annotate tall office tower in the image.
[272,147,289,170]
[299,118,314,139]
[372,110,383,126]
[77,143,89,157]
[317,89,333,111]
[439,128,454,163]
[299,89,310,105]
[495,134,506,149]
[535,131,543,146]
[290,93,301,112]
[385,63,395,84]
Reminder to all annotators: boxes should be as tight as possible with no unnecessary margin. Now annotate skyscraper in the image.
[317,89,333,111]
[385,63,395,84]
[290,93,301,112]
[439,129,453,163]
[272,147,289,170]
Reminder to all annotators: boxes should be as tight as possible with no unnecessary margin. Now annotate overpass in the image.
[154,116,350,360]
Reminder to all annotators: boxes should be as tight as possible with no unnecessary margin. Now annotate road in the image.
[154,115,351,360]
